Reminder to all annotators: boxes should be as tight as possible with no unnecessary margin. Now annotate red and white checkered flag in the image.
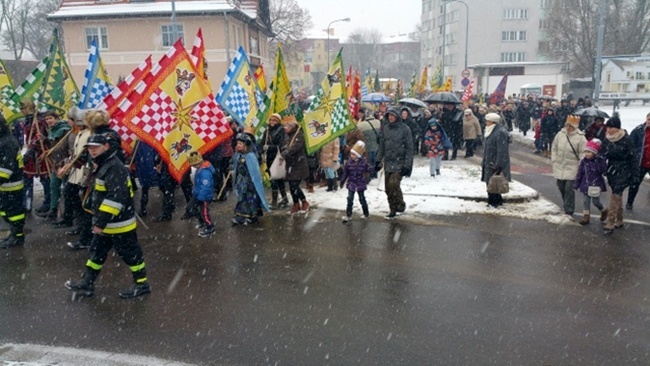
[462,79,474,103]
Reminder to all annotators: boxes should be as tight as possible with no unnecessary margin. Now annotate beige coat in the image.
[319,139,340,170]
[551,128,586,180]
[462,115,482,140]
[67,129,91,186]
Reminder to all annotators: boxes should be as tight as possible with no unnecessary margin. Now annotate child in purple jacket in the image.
[340,141,373,222]
[573,139,608,225]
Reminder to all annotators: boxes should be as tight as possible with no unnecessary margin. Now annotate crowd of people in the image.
[1,92,648,297]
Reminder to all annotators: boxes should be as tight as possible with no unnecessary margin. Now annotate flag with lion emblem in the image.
[301,49,354,155]
[112,40,232,182]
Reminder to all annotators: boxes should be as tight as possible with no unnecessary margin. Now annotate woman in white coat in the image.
[551,115,587,220]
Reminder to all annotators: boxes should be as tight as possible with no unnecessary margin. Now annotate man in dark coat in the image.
[515,101,532,135]
[0,115,26,249]
[440,102,463,160]
[626,112,650,210]
[481,113,511,208]
[375,107,414,219]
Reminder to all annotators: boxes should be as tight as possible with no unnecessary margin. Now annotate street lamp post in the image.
[326,17,351,67]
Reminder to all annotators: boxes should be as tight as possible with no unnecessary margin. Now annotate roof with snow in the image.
[48,0,258,21]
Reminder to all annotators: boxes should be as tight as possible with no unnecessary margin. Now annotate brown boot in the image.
[300,200,310,212]
[290,203,301,215]
[307,183,314,193]
[579,211,590,226]
[599,208,608,222]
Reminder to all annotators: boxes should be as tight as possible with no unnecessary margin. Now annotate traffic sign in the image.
[461,77,470,87]
[461,69,470,78]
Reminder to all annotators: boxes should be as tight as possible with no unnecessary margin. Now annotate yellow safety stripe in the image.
[0,167,12,179]
[86,260,102,270]
[99,199,123,215]
[94,179,106,192]
[102,217,137,234]
[8,213,25,222]
[16,153,23,169]
[136,277,147,283]
[0,180,24,192]
[127,179,134,198]
[130,262,146,273]
[15,233,23,237]
[0,211,5,217]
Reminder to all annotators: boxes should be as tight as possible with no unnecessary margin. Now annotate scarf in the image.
[606,129,625,143]
[484,124,496,138]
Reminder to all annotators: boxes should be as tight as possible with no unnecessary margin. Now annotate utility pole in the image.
[593,0,606,104]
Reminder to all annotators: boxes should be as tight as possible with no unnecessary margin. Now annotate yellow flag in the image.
[0,60,19,122]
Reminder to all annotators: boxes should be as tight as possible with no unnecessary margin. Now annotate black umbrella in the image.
[398,98,428,109]
[573,107,609,119]
[538,95,556,101]
[423,92,461,104]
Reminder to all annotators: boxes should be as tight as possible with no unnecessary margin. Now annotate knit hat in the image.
[350,140,366,158]
[605,116,621,129]
[187,151,202,165]
[67,106,87,126]
[269,113,282,123]
[236,132,253,146]
[566,115,580,127]
[485,113,500,123]
[19,99,35,114]
[584,139,601,154]
[464,109,473,115]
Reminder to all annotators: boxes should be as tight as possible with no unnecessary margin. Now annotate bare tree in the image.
[0,0,59,60]
[543,0,650,77]
[342,28,383,73]
[268,0,312,61]
[0,0,30,60]
[25,0,60,59]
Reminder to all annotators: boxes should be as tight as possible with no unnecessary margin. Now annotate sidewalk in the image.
[305,156,568,224]
[0,343,195,366]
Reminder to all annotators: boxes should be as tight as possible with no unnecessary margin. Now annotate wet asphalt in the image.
[1,140,649,365]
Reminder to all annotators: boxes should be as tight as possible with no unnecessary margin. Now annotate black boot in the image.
[119,282,151,299]
[326,179,333,192]
[279,192,288,208]
[362,204,369,218]
[36,209,57,219]
[0,235,24,249]
[270,191,279,209]
[64,277,94,296]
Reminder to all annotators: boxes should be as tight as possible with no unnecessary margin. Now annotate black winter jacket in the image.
[91,151,137,234]
[376,120,414,173]
[0,131,24,192]
[602,131,637,194]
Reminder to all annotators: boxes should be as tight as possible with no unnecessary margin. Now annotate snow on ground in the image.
[307,156,569,224]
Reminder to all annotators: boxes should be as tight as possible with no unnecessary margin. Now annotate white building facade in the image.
[421,0,554,92]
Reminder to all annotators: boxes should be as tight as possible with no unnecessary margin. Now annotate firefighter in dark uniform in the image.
[65,133,151,298]
[0,115,26,249]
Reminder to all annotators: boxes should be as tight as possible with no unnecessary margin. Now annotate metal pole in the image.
[593,0,606,103]
[171,0,178,42]
[326,18,351,68]
[441,1,447,77]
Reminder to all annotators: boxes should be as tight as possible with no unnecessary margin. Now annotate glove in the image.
[263,145,269,152]
[400,167,412,177]
[375,162,383,172]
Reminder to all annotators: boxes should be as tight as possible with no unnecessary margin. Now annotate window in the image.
[539,19,550,29]
[85,27,108,50]
[503,8,528,19]
[500,52,526,62]
[250,35,259,55]
[161,24,184,47]
[502,31,527,41]
[540,0,552,8]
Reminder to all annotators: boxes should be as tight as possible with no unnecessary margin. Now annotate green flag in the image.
[301,49,354,155]
[40,29,80,116]
[373,70,380,92]
[6,57,49,124]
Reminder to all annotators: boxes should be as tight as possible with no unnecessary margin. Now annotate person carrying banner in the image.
[18,99,51,214]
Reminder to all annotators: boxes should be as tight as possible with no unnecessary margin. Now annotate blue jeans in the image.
[582,193,604,212]
[429,156,442,175]
[323,167,336,179]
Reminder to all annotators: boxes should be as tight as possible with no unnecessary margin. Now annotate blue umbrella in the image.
[361,92,391,103]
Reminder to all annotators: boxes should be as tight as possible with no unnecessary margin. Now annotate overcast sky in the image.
[302,0,422,42]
